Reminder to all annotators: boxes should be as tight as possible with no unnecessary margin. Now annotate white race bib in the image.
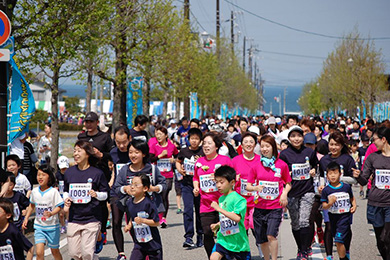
[199,174,217,193]
[240,179,254,197]
[0,245,15,260]
[116,164,126,176]
[133,222,153,243]
[375,169,390,189]
[329,192,351,214]
[219,215,239,236]
[175,170,183,181]
[69,183,92,204]
[183,158,195,175]
[258,181,279,200]
[59,180,64,195]
[292,163,311,180]
[157,158,172,172]
[36,202,53,222]
[13,203,20,222]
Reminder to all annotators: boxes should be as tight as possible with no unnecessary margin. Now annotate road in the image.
[27,185,381,260]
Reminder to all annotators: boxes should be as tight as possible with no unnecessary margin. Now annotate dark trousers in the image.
[110,196,128,254]
[181,183,203,239]
[200,211,219,258]
[161,178,173,218]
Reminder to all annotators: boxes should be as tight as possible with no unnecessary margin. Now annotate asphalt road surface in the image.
[27,185,381,260]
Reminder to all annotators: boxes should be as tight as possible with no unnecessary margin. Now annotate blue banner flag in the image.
[127,77,143,128]
[190,92,200,119]
[8,53,36,145]
[220,103,228,120]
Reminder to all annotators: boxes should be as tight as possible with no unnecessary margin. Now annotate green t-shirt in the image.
[216,191,250,252]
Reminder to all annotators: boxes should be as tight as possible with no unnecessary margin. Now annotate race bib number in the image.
[69,183,92,204]
[183,158,195,175]
[126,176,134,185]
[116,164,126,176]
[258,181,279,200]
[36,203,53,222]
[329,192,351,214]
[0,245,15,260]
[13,185,25,195]
[292,163,310,180]
[199,174,217,193]
[175,170,183,181]
[13,203,20,222]
[157,158,172,172]
[133,222,153,243]
[219,215,239,236]
[59,180,64,195]
[375,169,390,189]
[240,179,254,196]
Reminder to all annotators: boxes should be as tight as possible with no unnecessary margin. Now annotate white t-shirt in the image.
[30,186,64,230]
[14,174,31,195]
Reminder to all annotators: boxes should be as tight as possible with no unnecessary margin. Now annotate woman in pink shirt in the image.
[247,135,292,260]
[149,126,178,227]
[193,132,232,258]
[232,132,261,231]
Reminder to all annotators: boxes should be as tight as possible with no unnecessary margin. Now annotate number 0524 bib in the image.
[69,183,92,204]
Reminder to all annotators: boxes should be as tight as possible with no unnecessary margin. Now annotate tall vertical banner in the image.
[220,103,228,120]
[127,77,143,128]
[190,92,200,119]
[8,55,36,144]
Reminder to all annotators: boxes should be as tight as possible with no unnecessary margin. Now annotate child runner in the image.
[0,198,33,260]
[5,154,31,198]
[3,175,29,230]
[176,128,204,248]
[23,164,64,260]
[209,165,250,260]
[124,174,162,260]
[57,155,69,234]
[321,162,356,260]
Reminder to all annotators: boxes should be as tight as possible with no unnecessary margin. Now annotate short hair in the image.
[375,126,390,144]
[326,161,341,173]
[329,124,338,130]
[329,132,349,155]
[300,118,315,132]
[114,125,130,138]
[130,140,149,164]
[181,116,188,122]
[238,117,248,125]
[348,139,359,146]
[5,154,22,167]
[0,198,14,222]
[156,126,168,136]
[190,118,200,127]
[214,165,236,183]
[281,139,290,146]
[74,140,99,167]
[135,173,151,189]
[287,115,298,124]
[241,132,257,144]
[260,135,279,159]
[202,132,222,149]
[38,164,57,187]
[7,175,15,185]
[134,115,149,126]
[188,128,202,139]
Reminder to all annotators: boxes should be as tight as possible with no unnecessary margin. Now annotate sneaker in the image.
[60,226,66,234]
[103,232,107,245]
[296,252,302,260]
[317,228,324,245]
[196,235,203,247]
[300,252,308,260]
[106,220,112,229]
[183,238,195,248]
[283,212,289,219]
[95,233,105,254]
[324,256,333,260]
[176,209,183,214]
[116,254,127,260]
[160,219,167,228]
[307,247,313,256]
[360,190,364,198]
[346,252,350,259]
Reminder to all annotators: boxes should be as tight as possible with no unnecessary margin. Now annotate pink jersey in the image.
[148,137,158,147]
[232,154,261,208]
[193,154,232,213]
[149,141,178,178]
[248,158,291,209]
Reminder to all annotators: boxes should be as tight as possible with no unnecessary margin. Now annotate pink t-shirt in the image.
[232,154,261,208]
[248,158,291,209]
[149,141,178,178]
[148,137,158,147]
[193,154,232,213]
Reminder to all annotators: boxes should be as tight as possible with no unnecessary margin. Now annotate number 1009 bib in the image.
[69,183,92,204]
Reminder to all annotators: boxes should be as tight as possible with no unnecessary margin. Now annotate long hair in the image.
[260,135,279,159]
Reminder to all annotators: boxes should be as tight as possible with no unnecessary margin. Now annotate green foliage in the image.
[64,96,81,115]
[30,109,48,123]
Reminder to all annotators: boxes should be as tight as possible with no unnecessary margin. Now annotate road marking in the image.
[32,237,67,259]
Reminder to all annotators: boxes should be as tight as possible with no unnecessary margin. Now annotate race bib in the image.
[0,245,15,260]
[126,176,134,185]
[219,215,239,236]
[69,183,92,204]
[291,163,310,180]
[133,223,153,243]
[13,203,20,222]
[375,169,390,189]
[329,192,351,214]
[116,164,126,176]
[157,158,172,172]
[258,181,279,200]
[36,203,53,222]
[183,158,195,175]
[240,179,254,196]
[175,170,183,181]
[199,174,217,193]
[13,185,25,195]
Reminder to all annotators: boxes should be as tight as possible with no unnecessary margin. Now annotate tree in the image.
[64,96,81,115]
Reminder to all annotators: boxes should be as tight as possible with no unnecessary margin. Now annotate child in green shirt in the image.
[210,165,251,260]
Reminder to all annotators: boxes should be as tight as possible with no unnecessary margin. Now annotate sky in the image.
[172,0,390,88]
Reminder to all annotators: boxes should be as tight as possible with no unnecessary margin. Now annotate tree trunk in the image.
[50,67,60,172]
[143,64,152,116]
[162,87,169,118]
[100,79,104,114]
[86,62,93,113]
[176,97,181,120]
[184,92,190,118]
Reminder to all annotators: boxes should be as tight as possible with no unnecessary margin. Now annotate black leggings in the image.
[324,222,333,256]
[374,223,390,260]
[110,196,128,254]
[309,197,323,243]
[200,211,219,258]
[161,178,173,218]
[100,200,109,233]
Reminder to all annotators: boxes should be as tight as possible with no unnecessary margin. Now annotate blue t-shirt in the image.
[126,196,162,251]
[64,165,108,224]
[321,182,353,217]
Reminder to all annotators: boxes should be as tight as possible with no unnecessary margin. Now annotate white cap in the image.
[248,126,260,135]
[57,156,69,169]
[268,116,276,125]
[169,119,177,125]
[340,120,346,125]
[275,117,282,124]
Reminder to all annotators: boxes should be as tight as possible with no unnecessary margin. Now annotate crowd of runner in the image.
[0,112,389,260]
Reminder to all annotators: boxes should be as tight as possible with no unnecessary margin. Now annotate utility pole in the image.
[216,0,220,56]
[242,36,246,71]
[184,0,190,23]
[248,45,253,80]
[283,87,287,114]
[231,11,234,54]
[183,0,190,117]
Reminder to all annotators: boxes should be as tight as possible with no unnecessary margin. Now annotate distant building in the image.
[29,81,66,112]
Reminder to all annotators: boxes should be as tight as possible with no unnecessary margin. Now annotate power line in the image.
[224,0,390,40]
[261,50,326,60]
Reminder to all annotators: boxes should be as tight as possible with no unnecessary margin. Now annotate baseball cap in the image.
[169,119,177,125]
[304,132,317,144]
[210,124,223,132]
[248,126,260,135]
[268,116,276,125]
[288,126,304,138]
[57,156,69,169]
[85,111,99,121]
